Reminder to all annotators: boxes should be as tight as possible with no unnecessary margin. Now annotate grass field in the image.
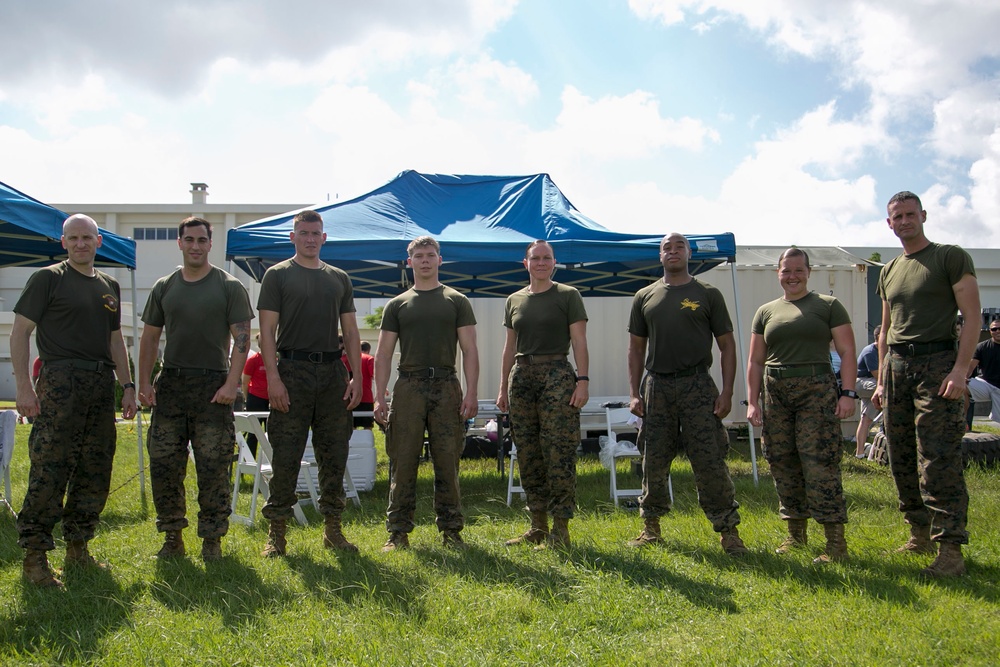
[1,420,999,666]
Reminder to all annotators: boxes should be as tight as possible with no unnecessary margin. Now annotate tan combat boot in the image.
[261,519,287,558]
[628,516,663,547]
[537,516,570,550]
[323,515,359,553]
[505,510,549,546]
[720,527,749,556]
[921,542,965,578]
[895,524,935,555]
[382,531,410,552]
[813,523,848,564]
[65,540,109,570]
[23,550,63,588]
[775,519,808,554]
[156,530,186,559]
[201,537,223,562]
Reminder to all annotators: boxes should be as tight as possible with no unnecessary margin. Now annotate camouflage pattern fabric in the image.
[884,349,968,544]
[385,377,464,534]
[263,359,352,521]
[638,372,741,532]
[147,372,235,538]
[17,365,117,551]
[507,360,580,519]
[761,372,847,524]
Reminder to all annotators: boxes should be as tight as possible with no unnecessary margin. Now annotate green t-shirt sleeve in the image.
[141,277,167,327]
[13,270,51,324]
[828,297,851,328]
[257,267,281,313]
[455,293,477,327]
[706,286,734,336]
[627,289,648,338]
[226,279,254,325]
[566,288,588,325]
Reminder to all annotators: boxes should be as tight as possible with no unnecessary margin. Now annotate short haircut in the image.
[293,210,324,229]
[407,235,440,256]
[178,216,212,239]
[660,233,690,250]
[361,341,371,353]
[887,191,922,212]
[525,239,553,258]
[873,325,881,338]
[778,247,810,270]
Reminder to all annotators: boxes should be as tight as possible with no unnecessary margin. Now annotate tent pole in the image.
[729,258,758,485]
[131,269,146,504]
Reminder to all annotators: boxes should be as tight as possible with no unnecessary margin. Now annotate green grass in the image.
[2,422,999,666]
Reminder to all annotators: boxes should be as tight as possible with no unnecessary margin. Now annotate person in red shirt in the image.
[241,335,271,454]
[343,341,375,428]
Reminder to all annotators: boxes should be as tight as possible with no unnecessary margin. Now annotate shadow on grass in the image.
[409,542,581,604]
[0,563,144,664]
[150,555,290,630]
[569,544,740,614]
[283,551,429,619]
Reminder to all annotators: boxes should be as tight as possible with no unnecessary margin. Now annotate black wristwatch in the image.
[840,389,859,399]
[122,382,135,391]
[576,375,589,382]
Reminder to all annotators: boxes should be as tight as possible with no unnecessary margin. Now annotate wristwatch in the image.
[122,382,136,391]
[840,389,859,399]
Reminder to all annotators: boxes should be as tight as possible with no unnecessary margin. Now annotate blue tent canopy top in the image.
[226,171,736,297]
[0,180,136,269]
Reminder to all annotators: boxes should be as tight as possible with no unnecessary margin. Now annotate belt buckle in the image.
[427,367,437,378]
[307,351,323,363]
[906,343,917,357]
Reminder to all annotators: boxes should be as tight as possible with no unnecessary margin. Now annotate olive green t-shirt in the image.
[257,259,356,351]
[142,266,254,370]
[503,282,588,355]
[381,285,477,370]
[750,291,851,366]
[14,260,121,365]
[876,242,975,345]
[627,278,732,374]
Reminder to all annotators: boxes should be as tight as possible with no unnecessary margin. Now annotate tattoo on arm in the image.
[233,321,250,353]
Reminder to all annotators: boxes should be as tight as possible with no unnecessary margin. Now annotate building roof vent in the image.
[190,182,209,205]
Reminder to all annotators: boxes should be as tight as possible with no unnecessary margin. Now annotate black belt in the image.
[515,354,567,365]
[160,368,225,377]
[652,365,708,379]
[889,341,955,357]
[279,350,342,363]
[398,367,456,379]
[44,359,112,372]
[765,364,833,379]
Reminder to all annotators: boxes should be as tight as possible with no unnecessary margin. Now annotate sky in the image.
[1,0,998,248]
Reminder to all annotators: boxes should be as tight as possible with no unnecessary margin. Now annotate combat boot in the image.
[22,550,63,588]
[261,519,287,558]
[65,540,110,570]
[536,516,570,550]
[775,519,808,554]
[382,531,410,552]
[720,527,749,556]
[921,542,965,578]
[156,530,186,559]
[201,538,223,562]
[505,510,549,546]
[628,517,663,547]
[895,524,935,555]
[323,515,359,553]
[442,530,468,550]
[813,523,848,564]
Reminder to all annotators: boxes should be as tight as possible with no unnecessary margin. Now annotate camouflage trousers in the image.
[638,372,740,532]
[148,372,234,538]
[884,349,968,544]
[508,360,580,518]
[385,376,464,534]
[762,372,847,524]
[17,365,117,551]
[263,359,353,521]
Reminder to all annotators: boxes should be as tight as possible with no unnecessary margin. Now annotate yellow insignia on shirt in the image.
[680,298,700,311]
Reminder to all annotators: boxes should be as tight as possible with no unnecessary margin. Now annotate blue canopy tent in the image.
[0,180,148,503]
[226,171,736,297]
[227,171,758,481]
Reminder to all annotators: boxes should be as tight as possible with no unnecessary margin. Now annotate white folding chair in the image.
[1,409,17,517]
[604,403,672,507]
[304,430,361,507]
[506,442,525,506]
[231,412,315,526]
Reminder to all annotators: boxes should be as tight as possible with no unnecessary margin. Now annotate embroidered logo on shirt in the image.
[680,298,700,311]
[102,293,118,312]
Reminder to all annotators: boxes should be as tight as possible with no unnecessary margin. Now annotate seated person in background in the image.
[968,318,1000,426]
[855,325,880,457]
